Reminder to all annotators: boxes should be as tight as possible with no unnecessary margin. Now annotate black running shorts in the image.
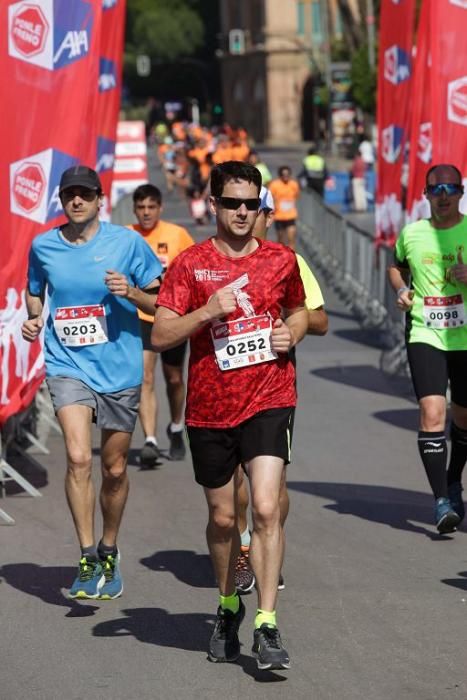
[140,319,187,367]
[406,342,467,406]
[274,219,296,230]
[187,407,295,489]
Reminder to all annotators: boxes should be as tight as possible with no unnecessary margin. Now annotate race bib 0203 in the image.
[54,305,108,346]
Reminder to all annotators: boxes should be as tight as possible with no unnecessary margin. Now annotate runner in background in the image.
[388,163,467,534]
[248,151,272,187]
[128,184,194,465]
[22,166,163,600]
[269,166,300,250]
[234,186,328,594]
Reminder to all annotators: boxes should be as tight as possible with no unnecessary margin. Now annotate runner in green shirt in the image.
[388,163,467,534]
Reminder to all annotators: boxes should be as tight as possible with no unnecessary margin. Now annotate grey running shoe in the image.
[252,624,290,670]
[235,545,255,594]
[166,424,186,460]
[140,441,162,469]
[208,598,245,663]
[448,482,465,522]
[435,497,460,534]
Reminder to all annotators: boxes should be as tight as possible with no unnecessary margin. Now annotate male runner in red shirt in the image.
[152,161,308,671]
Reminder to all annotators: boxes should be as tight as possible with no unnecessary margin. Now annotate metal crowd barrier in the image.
[298,189,409,376]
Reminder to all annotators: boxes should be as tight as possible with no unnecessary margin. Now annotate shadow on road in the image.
[441,571,467,592]
[311,364,414,400]
[141,550,217,588]
[287,481,456,539]
[93,608,214,651]
[373,408,420,432]
[93,610,288,681]
[333,327,386,349]
[0,563,99,617]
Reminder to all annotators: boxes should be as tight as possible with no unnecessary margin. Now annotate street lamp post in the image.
[366,0,376,71]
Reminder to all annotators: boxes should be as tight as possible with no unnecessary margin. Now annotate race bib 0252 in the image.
[211,314,277,371]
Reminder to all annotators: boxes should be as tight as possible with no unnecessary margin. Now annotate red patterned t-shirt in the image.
[156,237,305,428]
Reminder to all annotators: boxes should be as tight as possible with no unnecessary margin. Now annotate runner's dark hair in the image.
[132,184,162,204]
[210,161,262,197]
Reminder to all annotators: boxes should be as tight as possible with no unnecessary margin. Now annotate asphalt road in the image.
[2,153,467,700]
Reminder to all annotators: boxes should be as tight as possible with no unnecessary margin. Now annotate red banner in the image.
[431,0,467,212]
[375,0,416,246]
[95,0,126,220]
[406,0,432,222]
[0,0,103,426]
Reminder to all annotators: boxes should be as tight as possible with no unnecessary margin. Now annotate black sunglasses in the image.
[216,196,260,211]
[425,183,463,197]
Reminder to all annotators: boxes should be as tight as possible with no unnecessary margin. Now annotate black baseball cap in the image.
[59,165,102,194]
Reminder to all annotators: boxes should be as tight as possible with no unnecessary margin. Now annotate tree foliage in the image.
[126,0,204,63]
[350,43,376,114]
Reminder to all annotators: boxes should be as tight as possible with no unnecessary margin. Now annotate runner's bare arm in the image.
[307,307,328,336]
[104,270,161,315]
[151,286,237,352]
[388,265,414,311]
[271,306,308,353]
[22,289,44,342]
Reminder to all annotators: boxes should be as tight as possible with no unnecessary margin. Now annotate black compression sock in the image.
[417,431,448,499]
[447,423,467,485]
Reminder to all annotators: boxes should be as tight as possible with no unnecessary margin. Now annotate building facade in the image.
[218,0,361,144]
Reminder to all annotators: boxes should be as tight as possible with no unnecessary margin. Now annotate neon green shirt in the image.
[395,216,467,350]
[296,254,324,310]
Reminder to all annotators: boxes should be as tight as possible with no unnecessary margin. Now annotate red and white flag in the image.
[375,0,416,246]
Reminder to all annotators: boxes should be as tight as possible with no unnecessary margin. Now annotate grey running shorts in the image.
[46,376,141,432]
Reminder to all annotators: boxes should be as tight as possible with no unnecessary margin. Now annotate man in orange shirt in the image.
[269,166,300,250]
[128,184,194,466]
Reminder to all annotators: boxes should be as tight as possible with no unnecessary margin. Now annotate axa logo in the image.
[99,57,117,92]
[417,122,432,164]
[450,0,467,8]
[10,148,78,224]
[8,0,93,72]
[384,45,411,85]
[382,125,404,164]
[447,76,467,125]
[96,137,115,173]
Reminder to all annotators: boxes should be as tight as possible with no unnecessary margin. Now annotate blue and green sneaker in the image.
[99,550,123,600]
[69,557,105,599]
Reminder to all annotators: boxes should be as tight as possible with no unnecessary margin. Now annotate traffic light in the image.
[229,29,245,55]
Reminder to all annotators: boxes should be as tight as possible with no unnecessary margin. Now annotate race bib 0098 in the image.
[423,294,465,329]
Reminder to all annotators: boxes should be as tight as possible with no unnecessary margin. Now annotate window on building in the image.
[297,1,305,36]
[334,4,343,37]
[311,0,323,43]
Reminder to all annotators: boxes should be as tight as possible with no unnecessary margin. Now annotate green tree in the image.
[126,0,204,63]
[350,43,376,114]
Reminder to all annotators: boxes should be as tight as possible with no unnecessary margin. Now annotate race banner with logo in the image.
[430,0,467,212]
[96,0,126,220]
[0,0,103,425]
[406,0,432,222]
[375,0,416,246]
[111,121,149,207]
